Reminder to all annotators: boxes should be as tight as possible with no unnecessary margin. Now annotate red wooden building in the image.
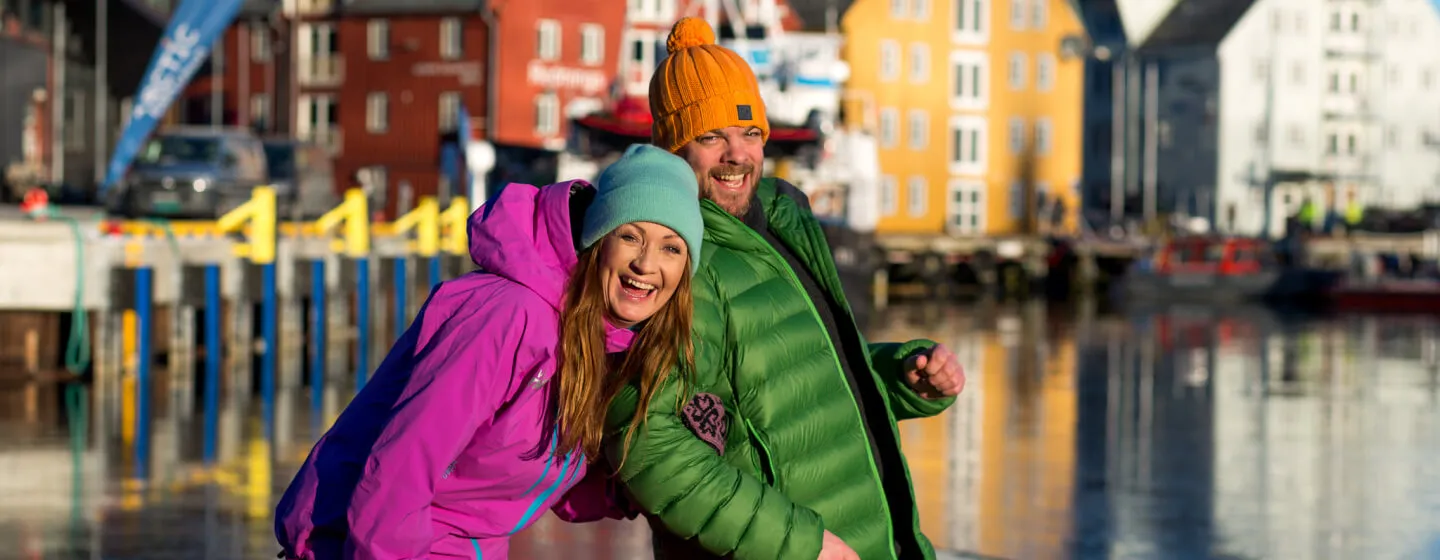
[185,0,628,218]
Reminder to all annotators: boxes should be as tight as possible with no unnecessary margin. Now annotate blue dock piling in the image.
[135,266,153,480]
[311,259,326,413]
[356,257,371,390]
[395,258,408,336]
[261,263,277,439]
[202,265,220,465]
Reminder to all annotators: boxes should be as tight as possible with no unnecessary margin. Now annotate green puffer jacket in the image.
[604,178,955,560]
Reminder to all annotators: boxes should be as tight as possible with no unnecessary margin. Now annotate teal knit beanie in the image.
[581,143,704,272]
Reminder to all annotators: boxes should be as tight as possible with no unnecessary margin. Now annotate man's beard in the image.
[698,163,755,217]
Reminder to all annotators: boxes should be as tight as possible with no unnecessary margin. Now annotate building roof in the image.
[240,0,278,17]
[337,0,484,15]
[783,0,853,31]
[1138,0,1257,51]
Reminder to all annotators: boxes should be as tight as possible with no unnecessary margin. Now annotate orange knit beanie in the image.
[648,17,770,153]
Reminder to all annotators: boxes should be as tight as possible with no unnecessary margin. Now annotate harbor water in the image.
[2,301,1440,559]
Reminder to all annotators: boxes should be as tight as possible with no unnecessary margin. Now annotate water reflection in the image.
[4,303,1440,558]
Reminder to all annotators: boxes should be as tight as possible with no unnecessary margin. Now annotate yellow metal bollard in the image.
[440,196,469,256]
[393,197,441,257]
[216,187,278,265]
[314,188,372,258]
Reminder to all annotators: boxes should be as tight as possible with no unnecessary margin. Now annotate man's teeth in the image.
[715,174,743,183]
[623,277,655,291]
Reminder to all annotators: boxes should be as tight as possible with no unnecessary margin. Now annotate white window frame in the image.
[249,93,271,128]
[891,0,906,19]
[581,24,604,66]
[367,19,389,60]
[881,175,899,217]
[366,92,388,133]
[879,107,899,148]
[1009,0,1026,30]
[950,50,989,111]
[949,115,988,176]
[1008,117,1025,153]
[948,179,986,234]
[907,176,928,217]
[538,19,561,61]
[880,40,901,82]
[913,0,930,19]
[440,17,463,60]
[1035,117,1053,155]
[908,109,929,149]
[1008,52,1027,90]
[1009,181,1025,219]
[1030,0,1047,29]
[536,92,560,135]
[250,22,271,61]
[909,43,930,83]
[1036,53,1055,92]
[953,0,989,44]
[438,91,461,132]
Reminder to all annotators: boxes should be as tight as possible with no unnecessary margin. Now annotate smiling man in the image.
[602,17,967,560]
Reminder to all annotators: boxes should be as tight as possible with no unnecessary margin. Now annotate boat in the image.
[1325,277,1440,313]
[1114,236,1342,303]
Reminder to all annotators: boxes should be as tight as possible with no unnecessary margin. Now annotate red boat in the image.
[1327,278,1440,313]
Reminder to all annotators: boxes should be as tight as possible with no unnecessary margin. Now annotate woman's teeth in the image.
[623,277,655,291]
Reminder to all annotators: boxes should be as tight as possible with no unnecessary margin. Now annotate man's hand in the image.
[818,530,859,560]
[901,343,966,399]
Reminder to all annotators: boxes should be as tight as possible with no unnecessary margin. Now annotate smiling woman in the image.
[273,143,703,560]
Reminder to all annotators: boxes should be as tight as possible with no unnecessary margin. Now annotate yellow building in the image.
[842,0,1087,236]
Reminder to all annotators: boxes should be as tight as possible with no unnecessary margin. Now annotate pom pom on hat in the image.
[667,17,716,54]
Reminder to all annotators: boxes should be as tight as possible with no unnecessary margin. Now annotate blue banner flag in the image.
[101,0,247,192]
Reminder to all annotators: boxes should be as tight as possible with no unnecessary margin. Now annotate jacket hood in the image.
[468,180,589,313]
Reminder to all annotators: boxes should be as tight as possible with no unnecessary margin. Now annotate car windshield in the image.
[264,144,296,179]
[136,136,219,166]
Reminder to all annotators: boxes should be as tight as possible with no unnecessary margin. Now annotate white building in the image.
[1216,0,1440,237]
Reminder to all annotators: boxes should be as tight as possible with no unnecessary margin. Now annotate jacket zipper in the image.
[742,417,776,485]
[734,221,899,555]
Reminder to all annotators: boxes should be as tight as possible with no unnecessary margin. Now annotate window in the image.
[1330,10,1341,31]
[1328,71,1339,92]
[879,107,899,148]
[64,92,86,149]
[440,17,462,59]
[950,51,989,110]
[948,180,985,234]
[538,19,561,61]
[949,116,987,174]
[1326,133,1338,154]
[913,0,929,19]
[1009,0,1025,29]
[250,22,271,61]
[366,92,388,133]
[1288,124,1304,147]
[891,0,905,18]
[881,175,899,216]
[1255,59,1268,81]
[1029,0,1046,29]
[1035,118,1052,155]
[1345,132,1356,155]
[907,177,928,217]
[438,91,461,132]
[954,0,987,41]
[1290,61,1305,86]
[909,43,930,82]
[297,94,339,152]
[1008,52,1027,90]
[368,19,389,60]
[1008,117,1025,153]
[249,94,271,129]
[1386,126,1398,148]
[536,92,559,135]
[908,110,929,149]
[1036,53,1055,91]
[581,24,604,65]
[1009,182,1025,219]
[880,40,901,81]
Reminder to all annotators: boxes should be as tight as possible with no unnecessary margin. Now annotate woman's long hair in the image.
[553,235,695,468]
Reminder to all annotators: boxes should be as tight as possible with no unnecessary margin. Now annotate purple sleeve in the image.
[550,464,639,523]
[342,300,535,559]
